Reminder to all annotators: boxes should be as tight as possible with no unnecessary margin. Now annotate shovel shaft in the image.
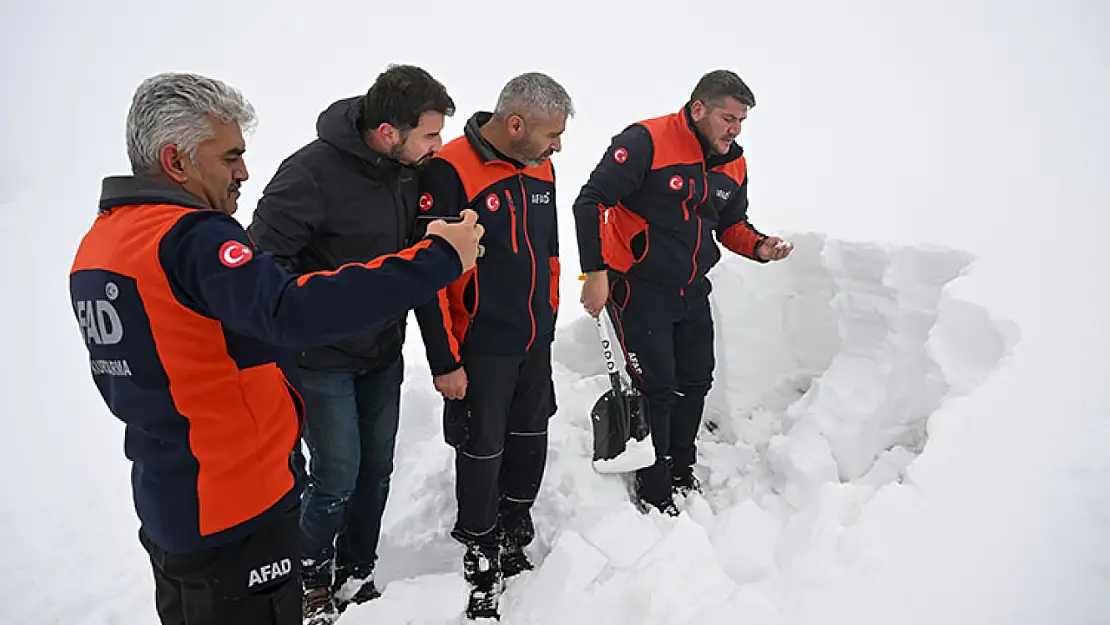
[596,311,624,395]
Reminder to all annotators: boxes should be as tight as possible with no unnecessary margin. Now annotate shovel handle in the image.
[596,309,624,394]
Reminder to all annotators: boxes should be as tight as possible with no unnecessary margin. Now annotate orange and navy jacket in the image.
[69,176,462,554]
[414,112,559,375]
[573,104,767,291]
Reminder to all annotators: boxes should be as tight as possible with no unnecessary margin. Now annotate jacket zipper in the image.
[518,175,537,350]
[687,175,704,285]
[505,191,519,253]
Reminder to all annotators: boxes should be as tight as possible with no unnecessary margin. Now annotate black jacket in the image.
[248,96,423,371]
[572,105,766,292]
[413,112,560,375]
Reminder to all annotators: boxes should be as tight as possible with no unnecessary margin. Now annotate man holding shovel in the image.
[573,70,792,515]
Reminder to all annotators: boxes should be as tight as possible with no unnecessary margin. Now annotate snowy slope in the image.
[3,1,1109,624]
[345,233,1018,625]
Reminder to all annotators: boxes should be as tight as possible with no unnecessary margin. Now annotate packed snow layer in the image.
[352,232,1018,624]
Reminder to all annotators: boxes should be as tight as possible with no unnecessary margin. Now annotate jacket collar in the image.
[464,112,526,169]
[317,95,406,180]
[98,175,209,213]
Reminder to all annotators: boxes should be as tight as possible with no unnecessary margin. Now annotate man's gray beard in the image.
[509,138,535,166]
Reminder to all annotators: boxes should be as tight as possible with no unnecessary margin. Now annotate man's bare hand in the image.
[434,367,467,400]
[426,209,485,271]
[756,236,793,262]
[580,271,609,317]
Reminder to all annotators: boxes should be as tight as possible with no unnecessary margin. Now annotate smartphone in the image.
[412,214,464,244]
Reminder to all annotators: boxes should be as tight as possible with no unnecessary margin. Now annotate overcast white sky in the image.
[1,1,1108,622]
[2,0,1106,309]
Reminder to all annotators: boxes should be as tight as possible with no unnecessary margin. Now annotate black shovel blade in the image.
[591,387,652,462]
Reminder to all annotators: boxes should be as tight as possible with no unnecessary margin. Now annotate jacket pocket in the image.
[609,275,631,311]
[630,229,650,264]
[443,399,470,448]
[462,268,480,317]
[237,364,298,498]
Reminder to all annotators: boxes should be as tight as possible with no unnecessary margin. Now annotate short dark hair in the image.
[361,64,455,134]
[690,70,756,109]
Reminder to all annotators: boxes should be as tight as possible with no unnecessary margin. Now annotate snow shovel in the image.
[590,308,655,474]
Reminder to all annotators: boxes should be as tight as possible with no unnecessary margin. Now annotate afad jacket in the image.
[573,104,767,293]
[414,112,559,375]
[70,176,461,553]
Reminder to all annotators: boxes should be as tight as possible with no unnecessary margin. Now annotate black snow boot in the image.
[302,586,339,625]
[671,464,702,497]
[633,457,679,516]
[498,512,535,578]
[333,563,381,614]
[463,542,503,621]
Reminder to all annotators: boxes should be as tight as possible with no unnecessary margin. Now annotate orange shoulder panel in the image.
[437,136,555,200]
[638,110,704,171]
[522,159,554,183]
[71,203,195,273]
[436,138,511,202]
[73,204,296,537]
[713,155,747,186]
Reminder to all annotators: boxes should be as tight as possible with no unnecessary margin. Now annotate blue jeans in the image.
[297,357,403,590]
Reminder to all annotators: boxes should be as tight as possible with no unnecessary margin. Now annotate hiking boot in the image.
[463,542,503,621]
[672,465,702,498]
[499,542,534,578]
[333,573,381,613]
[633,458,680,517]
[302,586,338,625]
[635,493,679,516]
[498,511,535,579]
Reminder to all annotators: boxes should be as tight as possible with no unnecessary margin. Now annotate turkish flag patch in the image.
[419,192,434,212]
[219,240,254,268]
[485,193,501,212]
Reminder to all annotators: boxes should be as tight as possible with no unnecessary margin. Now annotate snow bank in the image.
[355,232,1017,624]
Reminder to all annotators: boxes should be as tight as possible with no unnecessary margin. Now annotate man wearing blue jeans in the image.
[247,64,456,624]
[294,358,402,594]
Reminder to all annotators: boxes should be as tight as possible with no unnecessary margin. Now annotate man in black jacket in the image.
[574,70,792,515]
[247,64,455,623]
[414,71,573,622]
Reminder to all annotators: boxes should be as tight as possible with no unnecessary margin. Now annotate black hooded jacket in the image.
[248,96,423,371]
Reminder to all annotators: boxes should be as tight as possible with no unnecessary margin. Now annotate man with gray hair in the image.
[413,71,573,621]
[67,71,483,625]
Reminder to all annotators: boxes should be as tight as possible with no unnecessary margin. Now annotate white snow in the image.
[3,1,1109,624]
[359,233,1021,624]
[591,436,656,475]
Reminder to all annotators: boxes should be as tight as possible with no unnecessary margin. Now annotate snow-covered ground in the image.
[359,234,1021,624]
[3,1,1109,624]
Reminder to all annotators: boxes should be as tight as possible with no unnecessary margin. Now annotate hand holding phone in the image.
[423,210,485,269]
